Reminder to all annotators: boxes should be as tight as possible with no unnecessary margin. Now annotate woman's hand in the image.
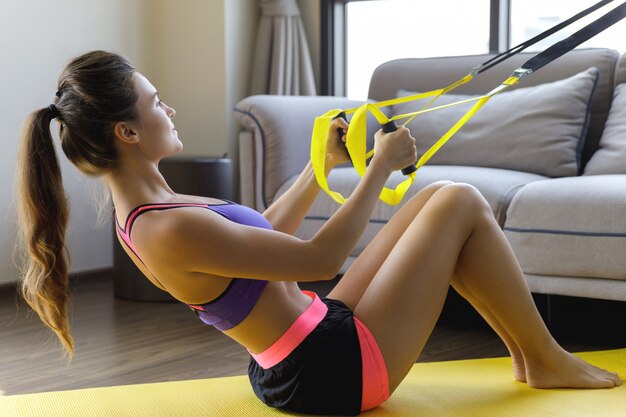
[372,126,417,174]
[325,117,351,167]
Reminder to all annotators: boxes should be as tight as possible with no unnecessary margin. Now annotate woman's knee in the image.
[407,180,454,206]
[398,181,455,217]
[426,180,455,193]
[435,183,492,217]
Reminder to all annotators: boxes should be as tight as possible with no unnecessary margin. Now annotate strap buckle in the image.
[511,68,533,80]
[470,64,485,78]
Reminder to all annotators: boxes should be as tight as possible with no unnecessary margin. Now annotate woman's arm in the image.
[263,117,350,234]
[152,126,416,283]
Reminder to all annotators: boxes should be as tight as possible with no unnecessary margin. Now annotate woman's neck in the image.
[106,157,177,214]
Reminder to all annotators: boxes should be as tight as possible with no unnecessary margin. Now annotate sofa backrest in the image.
[368,48,620,168]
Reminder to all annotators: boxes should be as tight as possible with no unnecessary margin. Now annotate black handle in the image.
[381,120,417,175]
[333,112,347,138]
[332,112,352,165]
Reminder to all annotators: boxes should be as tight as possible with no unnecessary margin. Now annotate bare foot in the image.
[526,348,622,389]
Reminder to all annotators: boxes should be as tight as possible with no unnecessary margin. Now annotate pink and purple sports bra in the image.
[115,201,272,331]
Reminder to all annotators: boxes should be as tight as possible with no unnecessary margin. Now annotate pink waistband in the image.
[249,291,327,369]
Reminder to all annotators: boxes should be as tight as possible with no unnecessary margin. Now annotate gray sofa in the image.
[235,48,626,302]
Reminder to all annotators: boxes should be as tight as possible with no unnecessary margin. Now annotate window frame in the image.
[320,0,510,96]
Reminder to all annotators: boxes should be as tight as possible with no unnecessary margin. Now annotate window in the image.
[510,0,626,53]
[345,0,491,100]
[323,0,625,100]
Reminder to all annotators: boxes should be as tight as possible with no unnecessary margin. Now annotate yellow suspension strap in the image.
[311,0,622,206]
[394,70,528,171]
[311,71,524,205]
[311,74,475,205]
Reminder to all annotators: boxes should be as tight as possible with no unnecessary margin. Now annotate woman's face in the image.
[132,72,182,159]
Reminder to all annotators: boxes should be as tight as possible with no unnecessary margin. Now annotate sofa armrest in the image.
[235,95,367,210]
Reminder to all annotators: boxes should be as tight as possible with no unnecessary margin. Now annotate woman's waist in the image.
[222,281,316,353]
[248,290,327,369]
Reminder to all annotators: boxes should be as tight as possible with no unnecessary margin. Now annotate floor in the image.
[1,272,625,396]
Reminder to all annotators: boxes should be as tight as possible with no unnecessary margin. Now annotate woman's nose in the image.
[166,104,176,118]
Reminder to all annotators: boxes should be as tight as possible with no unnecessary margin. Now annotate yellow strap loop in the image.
[346,103,417,206]
[311,109,347,204]
[310,71,521,206]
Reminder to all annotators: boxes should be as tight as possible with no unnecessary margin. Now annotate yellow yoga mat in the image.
[2,349,625,417]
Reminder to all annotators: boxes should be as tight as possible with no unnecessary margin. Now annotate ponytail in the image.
[14,50,139,358]
[16,106,72,358]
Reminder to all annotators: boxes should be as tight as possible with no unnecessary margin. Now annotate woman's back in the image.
[113,196,313,353]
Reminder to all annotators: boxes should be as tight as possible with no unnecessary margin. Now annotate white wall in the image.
[0,0,148,284]
[148,0,227,156]
[0,0,260,284]
[226,0,259,191]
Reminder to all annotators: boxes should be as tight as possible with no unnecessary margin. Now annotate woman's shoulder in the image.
[126,194,233,243]
[171,193,231,205]
[133,203,222,240]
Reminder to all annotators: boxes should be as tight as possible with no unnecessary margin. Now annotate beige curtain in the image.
[250,0,317,95]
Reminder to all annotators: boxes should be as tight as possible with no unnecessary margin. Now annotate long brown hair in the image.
[16,51,139,358]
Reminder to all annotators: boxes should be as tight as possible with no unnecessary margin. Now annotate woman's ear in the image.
[113,121,139,144]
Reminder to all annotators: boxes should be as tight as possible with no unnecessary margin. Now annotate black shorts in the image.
[248,297,363,416]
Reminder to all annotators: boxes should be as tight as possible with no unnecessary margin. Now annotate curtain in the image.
[250,0,317,95]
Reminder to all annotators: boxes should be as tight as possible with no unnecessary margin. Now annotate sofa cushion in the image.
[392,68,599,177]
[273,165,546,257]
[584,84,626,175]
[504,175,626,281]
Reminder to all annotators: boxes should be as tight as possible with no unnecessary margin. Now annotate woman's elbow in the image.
[323,259,343,281]
[309,266,339,282]
[307,245,343,281]
[302,266,338,282]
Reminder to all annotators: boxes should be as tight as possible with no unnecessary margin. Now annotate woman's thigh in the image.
[352,184,488,393]
[327,181,452,310]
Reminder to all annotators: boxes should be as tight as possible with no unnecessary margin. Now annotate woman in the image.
[16,51,621,416]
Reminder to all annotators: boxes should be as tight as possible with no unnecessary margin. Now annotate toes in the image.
[600,373,621,388]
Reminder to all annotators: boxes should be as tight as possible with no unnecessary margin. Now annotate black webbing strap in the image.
[522,2,626,73]
[475,0,616,75]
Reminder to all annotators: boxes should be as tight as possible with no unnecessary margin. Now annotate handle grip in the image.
[381,120,417,175]
[332,112,352,165]
[333,111,347,139]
